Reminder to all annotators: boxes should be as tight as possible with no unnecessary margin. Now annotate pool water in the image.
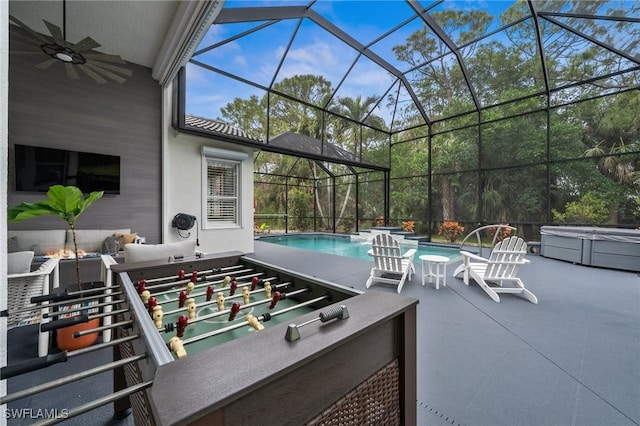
[259,234,460,261]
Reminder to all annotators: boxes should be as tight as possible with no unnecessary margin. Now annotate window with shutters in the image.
[204,157,240,228]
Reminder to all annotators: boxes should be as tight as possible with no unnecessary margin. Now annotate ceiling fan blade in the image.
[9,15,50,44]
[10,51,46,56]
[65,63,80,80]
[73,36,101,52]
[10,27,49,47]
[9,42,43,52]
[77,64,107,84]
[42,20,66,47]
[84,63,127,84]
[88,60,132,77]
[35,58,59,70]
[83,53,126,64]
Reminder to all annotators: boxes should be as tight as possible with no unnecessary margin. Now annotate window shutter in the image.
[206,159,239,224]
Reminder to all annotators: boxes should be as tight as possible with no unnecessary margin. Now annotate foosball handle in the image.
[40,314,90,332]
[1,351,68,380]
[31,292,73,304]
[285,305,349,342]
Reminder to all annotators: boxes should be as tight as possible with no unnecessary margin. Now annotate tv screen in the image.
[14,144,121,194]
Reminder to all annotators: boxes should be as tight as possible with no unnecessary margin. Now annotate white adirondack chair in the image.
[366,233,416,294]
[453,236,538,304]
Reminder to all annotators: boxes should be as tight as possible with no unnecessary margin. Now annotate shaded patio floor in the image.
[246,240,640,426]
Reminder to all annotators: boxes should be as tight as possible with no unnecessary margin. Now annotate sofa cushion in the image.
[7,230,67,256]
[67,229,131,254]
[102,235,124,255]
[125,240,197,263]
[8,251,35,274]
[114,232,138,245]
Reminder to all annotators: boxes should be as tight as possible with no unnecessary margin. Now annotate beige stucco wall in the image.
[161,83,255,255]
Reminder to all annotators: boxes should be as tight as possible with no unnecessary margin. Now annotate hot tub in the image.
[540,226,640,272]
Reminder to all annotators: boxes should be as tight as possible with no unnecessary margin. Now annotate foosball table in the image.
[2,251,418,425]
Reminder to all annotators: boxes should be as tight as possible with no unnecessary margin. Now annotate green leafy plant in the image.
[8,185,104,292]
[288,188,313,231]
[552,192,609,225]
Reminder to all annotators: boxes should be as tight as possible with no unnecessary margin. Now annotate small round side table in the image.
[419,255,449,290]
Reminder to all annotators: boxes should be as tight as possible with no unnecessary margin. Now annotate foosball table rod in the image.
[0,292,122,320]
[31,380,153,426]
[41,307,129,333]
[141,264,251,287]
[181,294,331,346]
[161,286,307,332]
[0,334,140,380]
[160,281,294,317]
[147,272,276,299]
[39,295,125,318]
[1,353,147,404]
[73,319,133,338]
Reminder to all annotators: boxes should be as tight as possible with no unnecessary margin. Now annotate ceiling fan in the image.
[9,0,132,84]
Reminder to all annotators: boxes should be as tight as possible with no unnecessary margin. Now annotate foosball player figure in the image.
[216,292,225,311]
[242,286,250,305]
[153,305,164,329]
[229,302,241,321]
[168,336,187,359]
[222,276,231,287]
[176,315,188,338]
[137,279,146,295]
[251,276,260,291]
[186,298,197,320]
[246,314,264,331]
[206,286,214,302]
[141,290,151,306]
[269,291,281,309]
[264,281,272,299]
[148,296,158,316]
[178,269,185,281]
[191,271,198,283]
[230,280,238,296]
[186,281,195,296]
[179,290,187,308]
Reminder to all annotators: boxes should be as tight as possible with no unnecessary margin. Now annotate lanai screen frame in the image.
[174,1,640,240]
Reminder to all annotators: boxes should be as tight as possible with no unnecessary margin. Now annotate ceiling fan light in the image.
[55,52,73,62]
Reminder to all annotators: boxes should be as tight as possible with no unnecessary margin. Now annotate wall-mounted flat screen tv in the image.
[14,144,121,194]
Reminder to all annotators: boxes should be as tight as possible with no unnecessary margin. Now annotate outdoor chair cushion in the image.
[8,251,35,274]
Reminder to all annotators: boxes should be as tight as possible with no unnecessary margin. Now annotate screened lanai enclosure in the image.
[175,0,640,240]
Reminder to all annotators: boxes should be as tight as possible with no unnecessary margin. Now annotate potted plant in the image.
[8,185,104,350]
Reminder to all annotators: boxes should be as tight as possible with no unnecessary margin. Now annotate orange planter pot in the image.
[56,317,100,351]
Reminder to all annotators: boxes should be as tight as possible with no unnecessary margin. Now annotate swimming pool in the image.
[258,234,461,261]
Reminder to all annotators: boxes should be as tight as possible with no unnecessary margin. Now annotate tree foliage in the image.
[212,2,640,232]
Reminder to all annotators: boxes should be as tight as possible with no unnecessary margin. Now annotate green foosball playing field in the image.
[137,272,319,359]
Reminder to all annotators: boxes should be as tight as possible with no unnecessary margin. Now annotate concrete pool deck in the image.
[246,240,640,426]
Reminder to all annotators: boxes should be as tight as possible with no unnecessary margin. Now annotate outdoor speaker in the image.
[172,213,197,231]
